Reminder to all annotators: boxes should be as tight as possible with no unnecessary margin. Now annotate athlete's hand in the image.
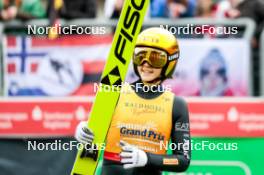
[120,140,148,169]
[74,121,94,145]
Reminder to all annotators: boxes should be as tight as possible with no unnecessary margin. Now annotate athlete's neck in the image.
[142,80,161,86]
[130,80,164,99]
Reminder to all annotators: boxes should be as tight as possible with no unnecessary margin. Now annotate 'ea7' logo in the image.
[101,0,146,86]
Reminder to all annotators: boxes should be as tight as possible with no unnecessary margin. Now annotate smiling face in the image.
[137,62,162,83]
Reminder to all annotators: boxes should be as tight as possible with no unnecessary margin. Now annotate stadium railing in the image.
[0,18,256,96]
[2,17,256,39]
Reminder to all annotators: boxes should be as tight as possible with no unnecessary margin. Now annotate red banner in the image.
[188,98,264,137]
[0,98,92,137]
[0,98,263,138]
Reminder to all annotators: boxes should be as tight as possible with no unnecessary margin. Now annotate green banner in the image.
[96,138,264,175]
[165,138,264,175]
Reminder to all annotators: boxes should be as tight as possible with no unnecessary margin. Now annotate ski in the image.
[71,0,149,174]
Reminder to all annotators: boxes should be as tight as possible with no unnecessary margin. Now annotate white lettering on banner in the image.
[43,121,71,130]
[240,113,264,122]
[190,113,224,131]
[238,112,264,132]
[0,121,12,129]
[190,113,224,122]
[44,112,73,120]
[226,107,264,132]
[0,113,28,121]
[190,122,209,130]
[0,99,264,137]
[239,123,264,132]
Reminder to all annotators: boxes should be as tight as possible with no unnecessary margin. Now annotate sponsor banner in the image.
[5,36,250,97]
[0,98,263,137]
[5,35,112,96]
[189,98,264,137]
[0,98,91,137]
[127,39,250,96]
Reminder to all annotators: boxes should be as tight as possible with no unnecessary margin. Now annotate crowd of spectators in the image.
[0,0,46,20]
[0,0,263,38]
[0,0,262,19]
[2,0,263,39]
[1,0,263,29]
